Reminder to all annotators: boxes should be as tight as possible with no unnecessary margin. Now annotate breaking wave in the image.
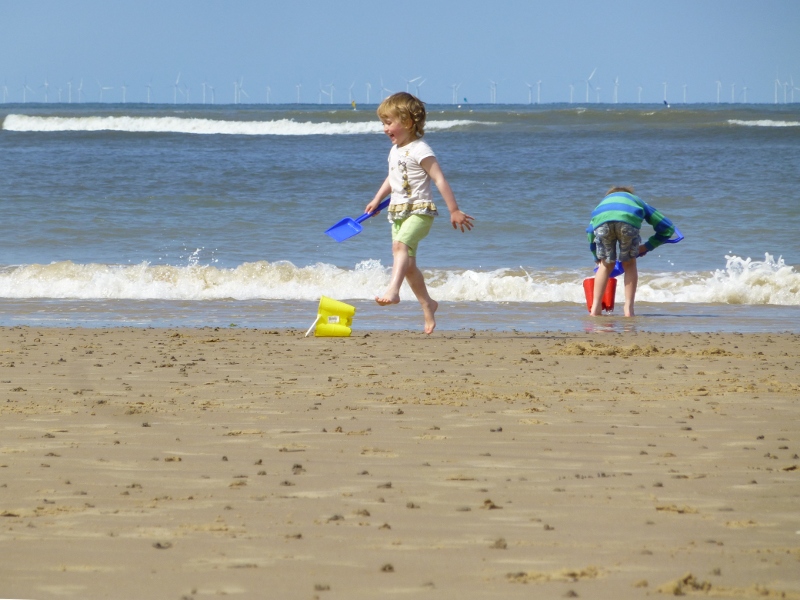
[0,254,797,306]
[1,114,482,135]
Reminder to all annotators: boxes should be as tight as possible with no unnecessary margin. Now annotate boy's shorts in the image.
[594,221,641,263]
[391,214,434,257]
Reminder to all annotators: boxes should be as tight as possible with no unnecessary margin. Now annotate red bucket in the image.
[583,276,617,313]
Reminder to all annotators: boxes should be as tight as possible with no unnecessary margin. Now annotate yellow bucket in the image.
[306,296,356,337]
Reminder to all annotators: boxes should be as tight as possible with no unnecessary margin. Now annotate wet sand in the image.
[1,327,798,599]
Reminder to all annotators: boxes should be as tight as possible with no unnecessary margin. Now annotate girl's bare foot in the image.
[421,299,438,334]
[375,292,400,306]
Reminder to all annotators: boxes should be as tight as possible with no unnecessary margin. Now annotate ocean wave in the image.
[727,119,800,127]
[0,255,797,305]
[1,114,481,135]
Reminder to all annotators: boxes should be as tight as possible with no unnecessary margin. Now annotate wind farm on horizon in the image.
[1,71,798,106]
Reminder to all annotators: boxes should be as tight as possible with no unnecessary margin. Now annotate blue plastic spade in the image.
[594,227,684,278]
[325,198,390,242]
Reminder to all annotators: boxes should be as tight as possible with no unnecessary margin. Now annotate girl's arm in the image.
[365,177,392,214]
[420,156,474,231]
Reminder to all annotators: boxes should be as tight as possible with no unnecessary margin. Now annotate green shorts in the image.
[391,214,434,257]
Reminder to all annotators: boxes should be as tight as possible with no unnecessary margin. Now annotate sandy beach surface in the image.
[1,326,798,600]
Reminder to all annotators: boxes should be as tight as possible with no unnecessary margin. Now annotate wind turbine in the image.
[715,80,722,104]
[404,76,420,92]
[2,80,8,103]
[77,79,83,103]
[489,80,497,104]
[595,86,601,103]
[296,83,302,103]
[328,83,335,104]
[121,83,127,103]
[379,77,391,100]
[201,80,207,104]
[742,85,748,103]
[415,78,426,97]
[238,78,248,104]
[450,82,461,105]
[67,79,73,103]
[97,80,112,102]
[365,82,371,104]
[730,83,735,103]
[41,78,50,102]
[173,73,181,104]
[682,84,687,104]
[319,82,328,104]
[145,79,152,103]
[783,80,789,104]
[536,80,542,104]
[525,82,533,105]
[613,76,619,104]
[569,84,574,104]
[23,80,35,103]
[585,68,596,103]
[637,85,643,103]
[208,84,215,104]
[774,78,781,104]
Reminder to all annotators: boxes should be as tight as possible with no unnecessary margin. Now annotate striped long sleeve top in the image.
[586,192,676,260]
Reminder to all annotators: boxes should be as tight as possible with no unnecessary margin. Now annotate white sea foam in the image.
[727,119,800,127]
[0,254,797,306]
[1,114,481,135]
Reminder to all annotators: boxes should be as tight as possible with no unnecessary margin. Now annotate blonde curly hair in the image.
[377,92,426,139]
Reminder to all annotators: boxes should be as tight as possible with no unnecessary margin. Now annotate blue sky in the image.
[1,0,798,105]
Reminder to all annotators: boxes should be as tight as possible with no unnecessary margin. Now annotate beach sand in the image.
[1,326,798,599]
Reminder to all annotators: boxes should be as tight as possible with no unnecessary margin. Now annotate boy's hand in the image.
[638,245,648,257]
[451,210,475,232]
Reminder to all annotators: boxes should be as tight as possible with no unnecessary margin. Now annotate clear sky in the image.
[1,0,798,105]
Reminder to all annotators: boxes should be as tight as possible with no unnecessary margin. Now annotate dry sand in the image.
[1,326,798,599]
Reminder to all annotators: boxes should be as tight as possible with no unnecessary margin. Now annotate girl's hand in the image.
[450,210,475,232]
[365,199,381,214]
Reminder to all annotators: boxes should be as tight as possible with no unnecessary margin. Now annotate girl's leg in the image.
[620,258,638,317]
[376,240,411,305]
[590,261,612,316]
[404,256,438,334]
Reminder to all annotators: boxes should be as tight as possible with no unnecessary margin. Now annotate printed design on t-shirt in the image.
[397,156,412,198]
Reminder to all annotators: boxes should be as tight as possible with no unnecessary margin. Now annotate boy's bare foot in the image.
[421,299,438,334]
[375,293,400,306]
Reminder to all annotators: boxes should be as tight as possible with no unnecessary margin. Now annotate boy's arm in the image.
[586,225,598,261]
[366,177,392,214]
[420,156,474,231]
[640,201,675,252]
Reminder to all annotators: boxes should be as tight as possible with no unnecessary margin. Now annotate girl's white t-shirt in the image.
[387,139,439,222]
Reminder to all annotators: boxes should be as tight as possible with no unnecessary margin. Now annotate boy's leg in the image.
[620,258,638,317]
[590,261,613,316]
[376,240,411,305]
[404,257,438,334]
[616,223,642,318]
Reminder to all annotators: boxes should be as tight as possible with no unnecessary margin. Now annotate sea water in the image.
[1,103,798,332]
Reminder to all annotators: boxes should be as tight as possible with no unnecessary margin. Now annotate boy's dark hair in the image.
[377,92,426,138]
[606,186,635,196]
